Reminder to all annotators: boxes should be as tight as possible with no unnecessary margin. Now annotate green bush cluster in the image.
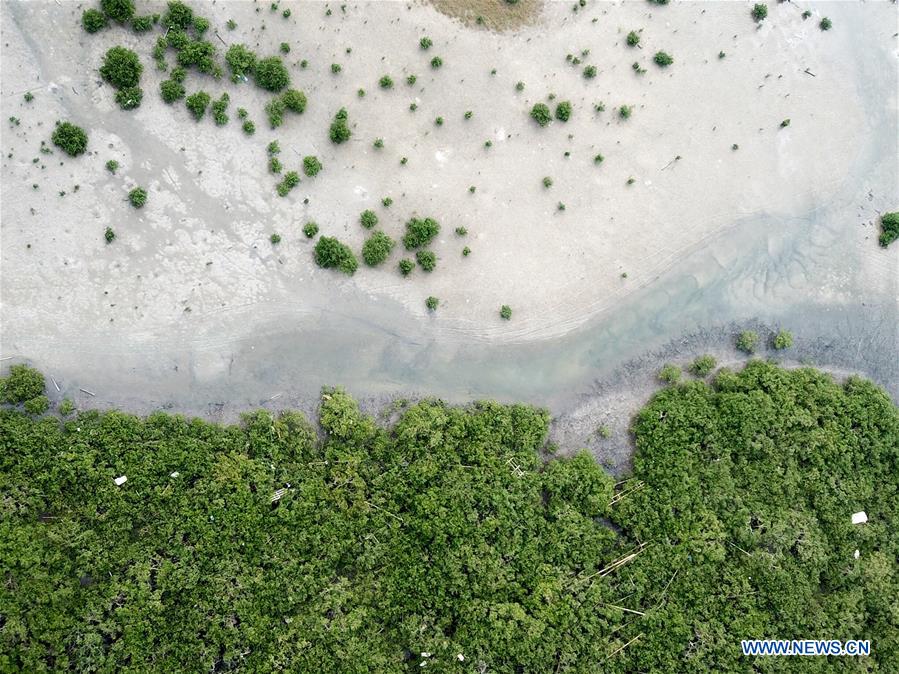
[415,250,436,272]
[0,364,45,405]
[879,211,899,248]
[100,0,134,24]
[82,9,108,33]
[160,79,185,103]
[555,101,572,122]
[360,210,378,229]
[254,57,290,92]
[114,86,142,110]
[500,304,512,320]
[0,362,896,671]
[185,91,211,120]
[399,258,415,276]
[751,3,768,22]
[773,329,794,350]
[128,187,147,208]
[402,217,439,250]
[211,93,229,125]
[275,171,300,197]
[226,44,257,80]
[653,51,673,67]
[329,108,352,144]
[362,231,395,266]
[100,46,143,109]
[689,354,716,376]
[302,221,319,238]
[530,102,552,127]
[303,156,322,177]
[736,330,760,353]
[314,236,358,275]
[658,363,681,384]
[51,121,88,157]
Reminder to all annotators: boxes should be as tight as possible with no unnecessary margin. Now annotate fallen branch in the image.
[606,633,643,660]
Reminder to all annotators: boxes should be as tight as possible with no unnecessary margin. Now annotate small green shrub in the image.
[619,104,633,119]
[254,57,290,92]
[82,9,108,33]
[269,157,282,174]
[593,154,604,164]
[543,177,553,188]
[186,91,211,120]
[500,305,512,320]
[583,65,597,79]
[462,246,471,256]
[773,330,794,350]
[419,36,432,50]
[360,210,378,229]
[314,236,358,275]
[242,120,256,135]
[658,364,681,384]
[415,250,436,272]
[170,67,186,84]
[329,108,351,143]
[58,398,75,415]
[266,98,286,128]
[736,330,760,353]
[362,231,395,266]
[455,227,467,236]
[626,30,640,46]
[407,74,417,86]
[100,46,143,89]
[0,364,44,403]
[282,89,307,113]
[303,156,323,177]
[132,15,154,32]
[211,93,229,125]
[160,79,185,103]
[115,86,142,111]
[105,226,116,243]
[280,42,290,54]
[399,258,415,276]
[435,116,443,126]
[515,81,525,91]
[530,103,552,127]
[403,217,439,249]
[373,138,384,149]
[303,222,319,238]
[751,3,768,22]
[100,0,135,24]
[128,187,147,208]
[430,56,443,69]
[193,16,209,34]
[879,211,899,247]
[270,233,281,244]
[653,51,673,67]
[555,101,572,121]
[163,1,193,29]
[331,63,342,74]
[23,395,50,416]
[379,75,394,89]
[689,354,716,376]
[226,44,257,80]
[51,121,88,157]
[275,171,300,197]
[426,296,439,311]
[819,17,832,30]
[105,159,119,174]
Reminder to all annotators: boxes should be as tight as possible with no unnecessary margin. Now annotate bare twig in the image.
[606,633,643,660]
[79,388,96,397]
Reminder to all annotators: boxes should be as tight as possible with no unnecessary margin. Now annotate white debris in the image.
[854,549,860,559]
[170,471,180,478]
[457,654,465,661]
[421,652,431,658]
[113,475,127,486]
[851,511,868,525]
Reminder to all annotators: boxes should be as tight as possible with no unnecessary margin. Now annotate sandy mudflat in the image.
[1,0,896,424]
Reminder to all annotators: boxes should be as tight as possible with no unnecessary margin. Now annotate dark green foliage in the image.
[226,44,257,80]
[105,159,119,174]
[462,246,471,256]
[193,16,209,35]
[51,122,88,157]
[275,171,300,197]
[242,120,256,135]
[269,156,282,174]
[420,36,432,49]
[282,89,307,113]
[556,101,571,122]
[542,176,553,188]
[176,40,218,76]
[131,15,154,32]
[530,102,551,126]
[415,249,436,272]
[329,108,351,143]
[170,66,186,84]
[430,56,443,69]
[100,0,134,24]
[362,231,395,266]
[314,236,358,274]
[23,395,49,416]
[626,30,640,46]
[302,221,319,238]
[270,233,281,244]
[658,363,681,383]
[500,304,512,319]
[820,17,832,31]
[100,46,143,89]
[426,296,438,311]
[0,363,896,671]
[266,97,286,128]
[303,156,322,177]
[594,153,604,164]
[379,75,394,89]
[653,51,673,67]
[254,57,290,92]
[104,226,116,243]
[583,65,597,78]
[128,187,147,208]
[185,91,210,120]
[163,0,193,29]
[407,74,417,86]
[619,104,633,119]
[689,354,716,376]
[0,364,44,403]
[360,210,378,229]
[114,86,142,110]
[160,79,185,103]
[58,399,75,416]
[773,329,794,349]
[751,3,768,22]
[402,217,439,250]
[212,94,229,125]
[399,258,414,276]
[879,211,899,247]
[736,330,760,353]
[82,9,108,33]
